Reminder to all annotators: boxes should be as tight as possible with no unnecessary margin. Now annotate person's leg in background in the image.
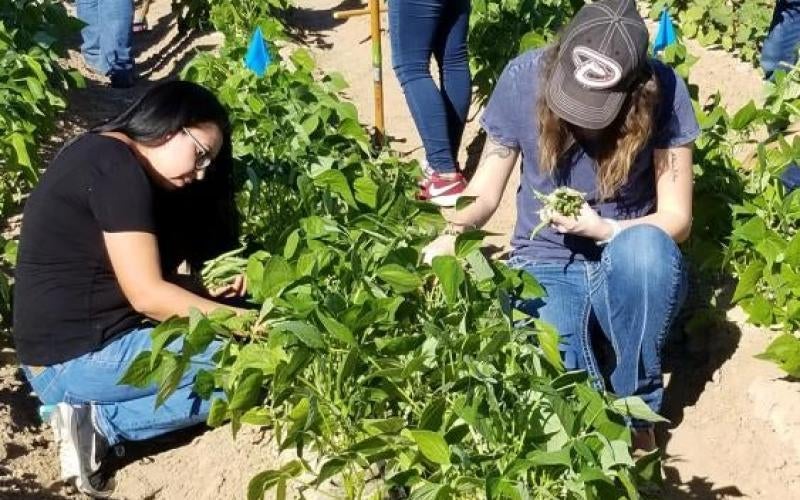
[389,0,467,206]
[76,0,109,75]
[761,0,800,79]
[589,225,688,448]
[99,0,136,87]
[433,0,472,165]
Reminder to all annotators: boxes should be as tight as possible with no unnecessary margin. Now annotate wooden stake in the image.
[370,0,385,147]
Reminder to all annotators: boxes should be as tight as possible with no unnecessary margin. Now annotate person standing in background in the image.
[389,0,471,207]
[762,0,800,79]
[76,0,136,88]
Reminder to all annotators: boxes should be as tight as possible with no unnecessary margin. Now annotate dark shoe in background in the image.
[110,71,135,89]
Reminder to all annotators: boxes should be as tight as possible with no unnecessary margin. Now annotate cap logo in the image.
[571,46,623,89]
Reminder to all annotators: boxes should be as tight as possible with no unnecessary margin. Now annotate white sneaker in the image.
[50,403,115,498]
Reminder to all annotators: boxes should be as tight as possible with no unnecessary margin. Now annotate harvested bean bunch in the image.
[201,247,248,290]
[530,187,586,239]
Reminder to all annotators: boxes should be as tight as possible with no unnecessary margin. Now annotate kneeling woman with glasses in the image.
[13,81,245,497]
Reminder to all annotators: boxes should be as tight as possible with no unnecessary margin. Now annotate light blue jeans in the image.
[22,327,222,446]
[76,0,134,76]
[510,225,688,426]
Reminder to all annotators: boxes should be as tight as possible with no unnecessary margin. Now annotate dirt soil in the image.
[1,0,799,499]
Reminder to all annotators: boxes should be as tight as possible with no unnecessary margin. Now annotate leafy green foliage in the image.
[120,2,667,496]
[468,0,584,105]
[0,1,83,213]
[647,0,772,64]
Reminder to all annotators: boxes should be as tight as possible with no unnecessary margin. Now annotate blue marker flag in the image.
[244,27,271,77]
[653,7,677,54]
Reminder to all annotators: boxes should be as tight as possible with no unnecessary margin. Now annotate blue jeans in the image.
[389,0,471,174]
[762,0,800,78]
[76,0,134,76]
[21,327,222,446]
[510,225,688,426]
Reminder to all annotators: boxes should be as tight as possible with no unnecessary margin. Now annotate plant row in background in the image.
[0,0,82,329]
[122,0,666,498]
[656,41,800,378]
[645,0,773,65]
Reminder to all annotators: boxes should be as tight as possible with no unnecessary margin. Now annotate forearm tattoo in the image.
[669,150,679,182]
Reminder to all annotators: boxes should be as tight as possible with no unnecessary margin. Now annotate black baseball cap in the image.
[545,0,650,130]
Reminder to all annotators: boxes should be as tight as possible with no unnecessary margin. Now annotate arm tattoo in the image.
[482,136,517,163]
[669,150,679,182]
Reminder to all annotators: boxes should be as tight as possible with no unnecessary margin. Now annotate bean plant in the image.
[121,3,665,497]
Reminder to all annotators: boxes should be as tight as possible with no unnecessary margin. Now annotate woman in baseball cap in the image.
[423,0,699,451]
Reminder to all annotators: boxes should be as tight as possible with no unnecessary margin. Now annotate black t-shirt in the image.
[12,133,238,365]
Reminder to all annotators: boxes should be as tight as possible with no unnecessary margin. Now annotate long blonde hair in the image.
[537,44,661,200]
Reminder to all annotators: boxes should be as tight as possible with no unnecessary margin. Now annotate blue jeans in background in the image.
[762,0,800,78]
[389,0,471,174]
[510,225,688,426]
[22,327,222,446]
[76,0,134,78]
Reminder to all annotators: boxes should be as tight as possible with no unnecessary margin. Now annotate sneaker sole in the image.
[429,193,463,207]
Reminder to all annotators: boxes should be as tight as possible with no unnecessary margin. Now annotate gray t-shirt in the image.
[481,49,700,262]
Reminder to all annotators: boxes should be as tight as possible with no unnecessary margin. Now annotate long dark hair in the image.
[94,80,240,272]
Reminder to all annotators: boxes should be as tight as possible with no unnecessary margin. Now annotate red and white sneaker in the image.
[418,172,467,207]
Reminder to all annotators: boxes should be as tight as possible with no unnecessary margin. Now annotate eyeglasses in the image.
[182,127,212,171]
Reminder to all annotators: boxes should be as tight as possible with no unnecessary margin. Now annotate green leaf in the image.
[455,196,477,210]
[228,370,264,411]
[314,169,357,207]
[410,430,450,464]
[9,132,33,174]
[317,310,355,346]
[207,398,228,427]
[363,417,406,435]
[419,397,446,431]
[118,351,158,387]
[732,261,765,303]
[408,482,449,500]
[526,448,572,466]
[284,229,301,259]
[432,255,465,304]
[730,100,759,130]
[785,232,800,265]
[300,114,319,135]
[149,317,186,368]
[274,320,325,349]
[454,229,488,258]
[535,321,564,372]
[745,295,774,325]
[462,250,494,283]
[156,355,187,407]
[261,256,295,298]
[611,397,668,423]
[247,460,303,500]
[316,457,347,485]
[599,438,634,472]
[376,335,425,355]
[755,334,800,377]
[354,176,379,208]
[377,264,422,293]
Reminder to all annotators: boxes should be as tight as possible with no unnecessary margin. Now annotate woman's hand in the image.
[209,274,247,298]
[549,202,614,241]
[421,234,457,265]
